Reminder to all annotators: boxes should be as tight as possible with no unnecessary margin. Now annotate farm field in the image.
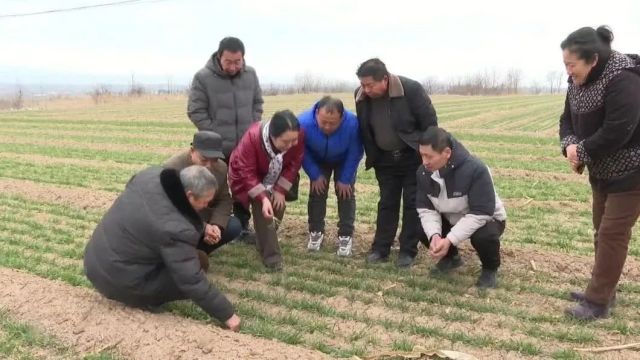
[0,93,639,360]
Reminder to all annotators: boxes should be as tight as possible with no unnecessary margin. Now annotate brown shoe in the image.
[197,250,210,272]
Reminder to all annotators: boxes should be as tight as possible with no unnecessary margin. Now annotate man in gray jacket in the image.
[416,127,507,288]
[188,36,264,241]
[84,165,241,331]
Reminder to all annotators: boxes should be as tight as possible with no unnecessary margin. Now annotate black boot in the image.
[475,269,497,289]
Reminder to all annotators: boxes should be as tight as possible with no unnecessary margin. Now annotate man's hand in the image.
[335,181,353,200]
[261,197,274,220]
[271,191,286,212]
[429,234,442,251]
[429,235,452,259]
[225,314,241,332]
[311,176,328,195]
[204,224,221,245]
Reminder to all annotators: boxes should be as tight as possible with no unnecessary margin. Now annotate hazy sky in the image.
[1,0,639,86]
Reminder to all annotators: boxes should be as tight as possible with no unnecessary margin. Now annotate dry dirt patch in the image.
[0,267,329,360]
[0,178,117,210]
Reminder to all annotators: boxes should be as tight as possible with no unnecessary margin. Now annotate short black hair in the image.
[419,126,452,153]
[269,110,300,138]
[218,37,245,56]
[356,58,389,81]
[316,96,344,116]
[561,26,613,63]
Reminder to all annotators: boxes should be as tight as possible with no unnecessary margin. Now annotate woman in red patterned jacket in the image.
[228,110,304,271]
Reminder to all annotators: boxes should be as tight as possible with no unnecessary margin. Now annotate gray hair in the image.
[179,165,218,198]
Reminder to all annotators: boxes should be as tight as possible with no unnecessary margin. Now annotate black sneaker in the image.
[366,251,389,264]
[476,269,497,288]
[396,253,416,268]
[431,255,463,275]
[236,229,256,245]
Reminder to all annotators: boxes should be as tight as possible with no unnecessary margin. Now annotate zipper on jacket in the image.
[323,134,329,161]
[231,77,239,145]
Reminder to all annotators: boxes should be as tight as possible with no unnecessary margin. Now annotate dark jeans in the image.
[222,156,252,231]
[433,216,504,270]
[308,164,356,237]
[372,149,425,257]
[196,216,243,254]
[586,184,640,305]
[233,202,252,230]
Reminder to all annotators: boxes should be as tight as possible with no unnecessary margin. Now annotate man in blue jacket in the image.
[299,96,364,256]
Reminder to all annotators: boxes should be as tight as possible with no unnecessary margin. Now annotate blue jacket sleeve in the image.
[302,146,323,181]
[339,115,364,184]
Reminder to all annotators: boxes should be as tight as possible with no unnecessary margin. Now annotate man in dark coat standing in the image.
[83,165,241,331]
[354,58,438,267]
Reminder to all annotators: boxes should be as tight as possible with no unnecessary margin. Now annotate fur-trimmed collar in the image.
[355,73,405,102]
[159,168,204,231]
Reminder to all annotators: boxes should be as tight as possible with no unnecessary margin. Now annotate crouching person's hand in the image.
[225,313,241,332]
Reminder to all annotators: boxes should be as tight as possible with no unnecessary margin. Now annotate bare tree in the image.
[91,84,111,104]
[294,71,322,93]
[546,70,564,94]
[555,71,566,93]
[166,75,174,94]
[529,80,543,95]
[128,72,145,96]
[484,68,500,91]
[505,68,523,94]
[421,76,438,95]
[12,85,24,109]
[445,68,523,95]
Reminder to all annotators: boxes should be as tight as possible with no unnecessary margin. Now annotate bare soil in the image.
[0,268,329,360]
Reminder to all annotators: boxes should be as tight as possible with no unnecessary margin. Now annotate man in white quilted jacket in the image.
[416,126,507,288]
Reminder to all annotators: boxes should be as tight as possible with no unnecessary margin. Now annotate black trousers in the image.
[307,163,356,237]
[371,149,425,257]
[222,156,252,230]
[434,216,505,270]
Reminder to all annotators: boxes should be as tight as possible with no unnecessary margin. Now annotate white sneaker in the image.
[307,231,324,251]
[337,236,353,257]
